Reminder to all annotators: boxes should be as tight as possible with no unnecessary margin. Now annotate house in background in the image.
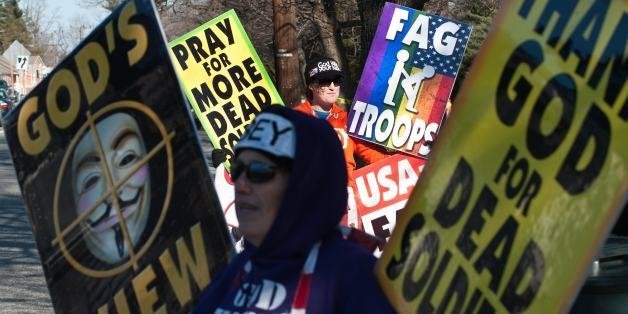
[0,55,12,87]
[1,40,49,97]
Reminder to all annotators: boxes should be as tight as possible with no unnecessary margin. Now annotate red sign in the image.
[354,154,425,254]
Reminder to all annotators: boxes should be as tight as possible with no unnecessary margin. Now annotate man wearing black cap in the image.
[294,56,392,229]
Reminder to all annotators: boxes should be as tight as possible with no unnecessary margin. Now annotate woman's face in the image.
[309,78,341,107]
[72,112,151,264]
[233,150,290,247]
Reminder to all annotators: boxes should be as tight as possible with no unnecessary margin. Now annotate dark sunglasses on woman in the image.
[231,160,283,183]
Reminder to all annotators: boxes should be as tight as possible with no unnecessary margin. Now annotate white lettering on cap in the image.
[317,60,340,73]
[236,113,296,159]
[309,60,341,79]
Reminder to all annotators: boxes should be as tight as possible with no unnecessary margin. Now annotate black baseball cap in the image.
[304,57,343,85]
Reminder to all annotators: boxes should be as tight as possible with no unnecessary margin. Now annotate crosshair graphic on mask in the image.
[52,101,175,278]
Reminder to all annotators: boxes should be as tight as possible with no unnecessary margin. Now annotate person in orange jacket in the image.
[294,56,392,229]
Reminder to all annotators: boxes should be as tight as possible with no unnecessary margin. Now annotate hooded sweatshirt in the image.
[193,105,394,313]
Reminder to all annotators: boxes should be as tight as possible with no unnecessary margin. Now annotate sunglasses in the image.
[316,78,342,87]
[231,160,282,183]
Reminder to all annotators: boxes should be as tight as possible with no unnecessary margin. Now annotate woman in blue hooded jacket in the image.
[193,105,394,313]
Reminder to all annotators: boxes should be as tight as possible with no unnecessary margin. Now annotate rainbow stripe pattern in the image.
[347,2,471,158]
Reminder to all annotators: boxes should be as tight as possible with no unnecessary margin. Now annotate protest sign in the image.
[354,154,426,255]
[347,2,471,158]
[376,0,627,312]
[3,1,233,312]
[168,10,283,165]
[212,162,246,252]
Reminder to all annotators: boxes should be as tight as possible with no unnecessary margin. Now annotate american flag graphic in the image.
[411,17,472,77]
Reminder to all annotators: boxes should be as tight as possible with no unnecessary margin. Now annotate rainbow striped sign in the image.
[347,3,471,158]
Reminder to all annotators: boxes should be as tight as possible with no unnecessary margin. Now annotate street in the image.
[0,127,54,313]
[0,125,218,313]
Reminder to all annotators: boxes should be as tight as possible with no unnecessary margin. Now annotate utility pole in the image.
[273,0,302,107]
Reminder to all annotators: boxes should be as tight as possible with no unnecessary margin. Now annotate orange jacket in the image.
[293,101,390,188]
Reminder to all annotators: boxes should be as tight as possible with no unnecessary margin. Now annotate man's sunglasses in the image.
[231,160,282,183]
[316,78,342,87]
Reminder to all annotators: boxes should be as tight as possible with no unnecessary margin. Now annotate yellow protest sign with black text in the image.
[169,10,283,164]
[376,0,627,312]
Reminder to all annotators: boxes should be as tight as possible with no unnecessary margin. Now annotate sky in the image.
[41,0,110,29]
[33,0,111,53]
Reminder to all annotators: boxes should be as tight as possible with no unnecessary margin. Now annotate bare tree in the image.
[19,0,68,65]
[157,0,228,40]
[76,0,122,11]
[273,0,302,107]
[65,16,97,49]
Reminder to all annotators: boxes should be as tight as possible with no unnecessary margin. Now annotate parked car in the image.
[0,89,13,127]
